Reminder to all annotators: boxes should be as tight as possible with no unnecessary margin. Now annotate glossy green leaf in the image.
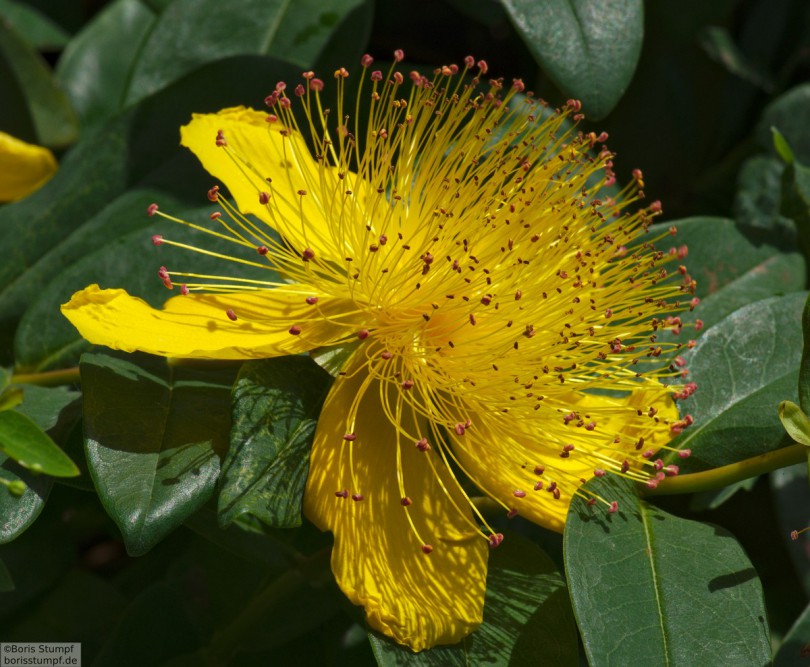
[501,0,643,119]
[125,0,369,106]
[81,352,237,556]
[219,356,331,529]
[55,0,157,132]
[780,400,810,447]
[0,556,12,592]
[565,476,770,666]
[734,156,789,229]
[0,452,52,543]
[0,409,79,477]
[0,19,77,148]
[776,601,810,667]
[670,292,806,471]
[0,0,70,50]
[370,532,577,666]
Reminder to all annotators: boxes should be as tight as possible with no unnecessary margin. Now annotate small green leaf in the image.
[370,532,578,665]
[699,26,774,91]
[219,356,331,529]
[0,19,77,148]
[757,84,810,163]
[670,292,806,471]
[0,0,70,50]
[565,476,771,665]
[773,126,796,165]
[501,0,643,119]
[310,343,359,377]
[0,557,13,592]
[81,352,236,555]
[0,409,79,477]
[780,400,810,447]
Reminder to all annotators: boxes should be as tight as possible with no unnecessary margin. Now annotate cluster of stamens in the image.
[146,51,698,552]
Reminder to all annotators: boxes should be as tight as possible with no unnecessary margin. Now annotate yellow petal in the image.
[61,284,358,359]
[304,354,488,651]
[0,132,57,202]
[180,107,343,263]
[451,385,680,533]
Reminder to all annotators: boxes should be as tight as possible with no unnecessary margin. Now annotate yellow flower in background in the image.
[62,53,697,651]
[0,131,57,202]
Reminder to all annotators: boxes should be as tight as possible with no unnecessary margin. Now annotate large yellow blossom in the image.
[62,54,696,651]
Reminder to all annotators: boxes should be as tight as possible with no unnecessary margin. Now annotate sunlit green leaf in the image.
[81,352,237,556]
[219,356,331,529]
[780,400,810,447]
[501,0,643,119]
[371,532,578,665]
[0,409,79,477]
[565,476,771,665]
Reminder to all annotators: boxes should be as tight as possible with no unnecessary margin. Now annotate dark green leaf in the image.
[55,0,157,132]
[688,477,757,512]
[771,464,810,598]
[780,154,810,276]
[0,556,12,592]
[0,452,51,543]
[370,532,577,666]
[93,582,201,666]
[501,0,643,119]
[801,292,810,412]
[220,356,331,529]
[670,293,806,471]
[0,409,79,477]
[125,0,368,106]
[734,156,789,229]
[81,352,237,556]
[0,19,77,148]
[14,384,80,432]
[757,84,810,163]
[776,601,810,667]
[565,476,771,666]
[0,0,70,50]
[698,26,773,91]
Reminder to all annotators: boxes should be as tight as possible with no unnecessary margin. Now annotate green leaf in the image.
[734,156,789,229]
[688,476,757,512]
[698,26,774,91]
[500,0,643,119]
[0,451,52,543]
[0,557,12,592]
[124,0,369,106]
[757,84,810,163]
[776,601,810,666]
[81,352,236,555]
[670,292,806,471]
[801,292,810,412]
[780,400,810,447]
[14,384,80,432]
[565,476,771,665]
[0,0,70,50]
[771,464,810,598]
[779,152,810,275]
[219,356,331,529]
[0,19,77,148]
[55,0,157,133]
[773,126,796,165]
[370,532,578,665]
[0,409,79,477]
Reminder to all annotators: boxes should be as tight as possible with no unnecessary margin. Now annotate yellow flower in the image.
[0,131,57,202]
[62,54,696,651]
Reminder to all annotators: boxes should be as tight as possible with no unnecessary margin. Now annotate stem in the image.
[643,444,807,496]
[11,367,81,387]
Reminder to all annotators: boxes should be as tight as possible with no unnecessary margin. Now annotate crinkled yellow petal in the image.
[61,284,358,359]
[451,385,680,533]
[304,354,487,651]
[180,107,342,262]
[0,131,57,202]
